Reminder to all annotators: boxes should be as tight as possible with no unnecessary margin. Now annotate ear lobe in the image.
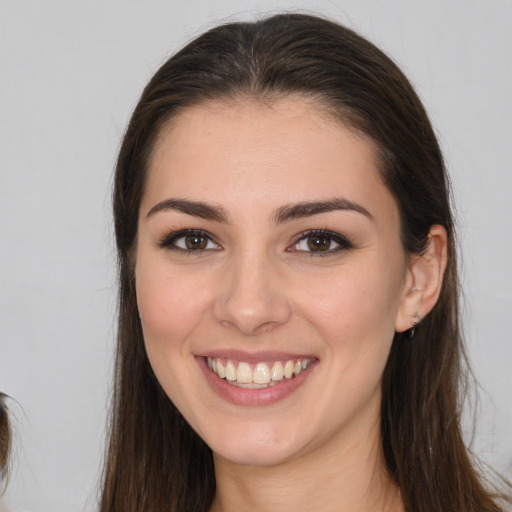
[395,225,448,333]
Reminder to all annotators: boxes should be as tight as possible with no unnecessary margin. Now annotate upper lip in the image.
[196,349,317,363]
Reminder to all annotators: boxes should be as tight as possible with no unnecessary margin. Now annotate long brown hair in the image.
[101,13,509,511]
[0,393,11,492]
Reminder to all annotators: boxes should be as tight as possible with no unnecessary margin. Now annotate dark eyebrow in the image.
[146,198,230,223]
[273,198,373,224]
[146,197,372,224]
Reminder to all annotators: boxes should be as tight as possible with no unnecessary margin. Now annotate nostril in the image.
[213,259,292,334]
[215,298,292,335]
[219,317,282,336]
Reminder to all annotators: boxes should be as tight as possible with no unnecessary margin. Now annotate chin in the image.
[206,421,308,467]
[212,442,294,468]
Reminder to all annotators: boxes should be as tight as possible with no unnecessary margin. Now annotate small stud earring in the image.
[409,313,421,337]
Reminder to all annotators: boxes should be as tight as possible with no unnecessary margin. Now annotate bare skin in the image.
[210,392,403,512]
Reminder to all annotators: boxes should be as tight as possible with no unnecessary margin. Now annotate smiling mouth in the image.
[206,357,313,389]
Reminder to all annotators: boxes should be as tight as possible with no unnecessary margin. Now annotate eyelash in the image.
[288,229,354,256]
[158,229,221,253]
[157,228,354,255]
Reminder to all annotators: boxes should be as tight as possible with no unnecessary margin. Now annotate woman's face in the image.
[135,97,411,467]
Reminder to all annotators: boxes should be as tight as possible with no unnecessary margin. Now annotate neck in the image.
[210,415,403,512]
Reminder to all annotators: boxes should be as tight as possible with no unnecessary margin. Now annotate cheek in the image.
[290,259,404,391]
[295,266,400,339]
[135,262,213,351]
[135,263,214,416]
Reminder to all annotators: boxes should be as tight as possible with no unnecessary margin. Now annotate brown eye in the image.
[290,230,353,255]
[307,235,332,251]
[159,229,221,252]
[185,234,208,250]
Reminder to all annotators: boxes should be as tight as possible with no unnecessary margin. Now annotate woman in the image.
[101,13,510,512]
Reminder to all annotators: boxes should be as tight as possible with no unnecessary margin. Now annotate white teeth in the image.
[216,359,226,378]
[207,356,313,387]
[253,363,271,384]
[284,360,294,379]
[229,381,276,389]
[225,361,236,381]
[271,361,284,381]
[236,362,253,384]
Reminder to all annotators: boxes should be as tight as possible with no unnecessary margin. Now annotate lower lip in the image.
[196,357,317,406]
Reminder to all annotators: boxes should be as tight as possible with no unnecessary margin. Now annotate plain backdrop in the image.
[0,1,511,510]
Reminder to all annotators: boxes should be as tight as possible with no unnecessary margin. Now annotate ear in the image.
[395,225,448,333]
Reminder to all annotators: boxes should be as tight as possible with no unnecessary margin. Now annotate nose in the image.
[213,248,292,336]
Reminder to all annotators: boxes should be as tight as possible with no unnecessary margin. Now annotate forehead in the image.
[143,97,395,220]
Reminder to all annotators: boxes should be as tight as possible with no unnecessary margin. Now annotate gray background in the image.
[1,1,511,510]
